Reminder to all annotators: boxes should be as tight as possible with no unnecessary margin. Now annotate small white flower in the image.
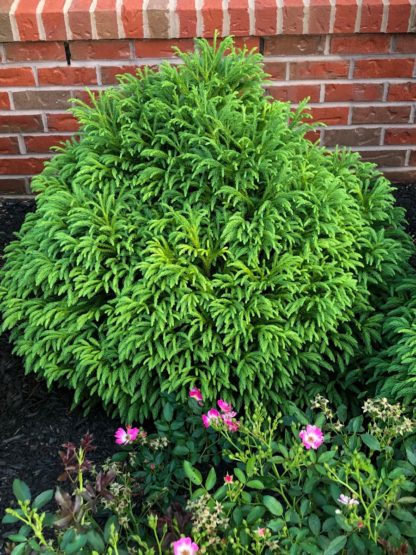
[338,494,359,507]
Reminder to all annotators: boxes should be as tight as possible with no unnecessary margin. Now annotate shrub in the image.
[3,394,416,554]
[0,37,414,421]
[366,275,416,407]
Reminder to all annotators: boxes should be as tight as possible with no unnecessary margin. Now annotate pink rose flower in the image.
[173,537,199,555]
[114,425,140,445]
[218,399,233,413]
[189,387,203,403]
[299,424,324,450]
[257,528,266,537]
[224,472,233,483]
[222,415,240,432]
[202,408,221,428]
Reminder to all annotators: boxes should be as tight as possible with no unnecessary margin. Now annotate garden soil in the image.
[0,185,415,543]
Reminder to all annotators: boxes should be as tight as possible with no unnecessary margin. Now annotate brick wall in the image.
[0,1,415,195]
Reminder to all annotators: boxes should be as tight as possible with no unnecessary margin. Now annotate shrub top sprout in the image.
[0,37,413,421]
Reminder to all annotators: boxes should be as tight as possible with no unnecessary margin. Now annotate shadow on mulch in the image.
[0,184,415,540]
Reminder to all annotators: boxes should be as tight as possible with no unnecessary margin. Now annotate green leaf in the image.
[2,513,19,524]
[267,518,285,532]
[172,444,189,457]
[318,450,337,464]
[247,505,266,524]
[323,535,347,555]
[360,433,380,451]
[87,529,105,552]
[13,479,31,503]
[104,516,119,542]
[163,402,174,422]
[234,468,246,483]
[246,479,264,490]
[11,545,27,555]
[406,448,416,466]
[183,461,202,486]
[33,489,54,510]
[205,467,217,491]
[263,495,283,516]
[308,514,321,536]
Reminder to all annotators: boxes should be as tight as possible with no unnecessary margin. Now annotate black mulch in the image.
[0,184,415,541]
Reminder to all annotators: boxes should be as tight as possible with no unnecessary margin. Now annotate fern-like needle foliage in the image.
[0,37,414,421]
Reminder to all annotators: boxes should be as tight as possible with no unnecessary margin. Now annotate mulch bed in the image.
[0,184,415,541]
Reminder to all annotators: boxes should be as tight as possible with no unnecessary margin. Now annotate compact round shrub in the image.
[0,38,414,421]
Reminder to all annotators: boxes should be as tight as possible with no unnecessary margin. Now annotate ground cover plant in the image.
[2,392,416,554]
[1,37,416,422]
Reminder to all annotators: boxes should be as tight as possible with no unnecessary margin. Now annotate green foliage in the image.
[0,36,414,421]
[366,275,416,407]
[3,397,416,554]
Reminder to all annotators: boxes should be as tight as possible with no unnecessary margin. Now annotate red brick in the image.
[0,115,43,133]
[42,0,66,41]
[135,39,194,57]
[323,127,382,146]
[0,0,14,42]
[263,62,286,80]
[255,0,278,35]
[147,0,169,39]
[0,137,20,154]
[38,67,97,86]
[229,0,250,35]
[395,35,416,53]
[384,129,416,145]
[360,0,383,32]
[202,0,222,37]
[94,0,118,39]
[290,60,349,80]
[304,130,321,143]
[100,65,145,84]
[354,58,414,78]
[382,168,416,182]
[0,92,10,110]
[352,106,411,124]
[177,0,197,37]
[14,0,40,41]
[283,0,304,34]
[68,0,93,40]
[4,41,66,61]
[410,151,416,165]
[264,35,325,56]
[309,0,331,34]
[387,82,416,101]
[0,157,49,175]
[387,0,412,32]
[268,84,320,103]
[325,83,383,102]
[47,114,80,132]
[333,0,357,33]
[0,67,35,87]
[233,37,260,50]
[358,149,407,167]
[330,34,390,54]
[0,178,27,194]
[70,40,130,60]
[13,91,73,110]
[121,0,144,39]
[25,134,71,153]
[307,106,349,125]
